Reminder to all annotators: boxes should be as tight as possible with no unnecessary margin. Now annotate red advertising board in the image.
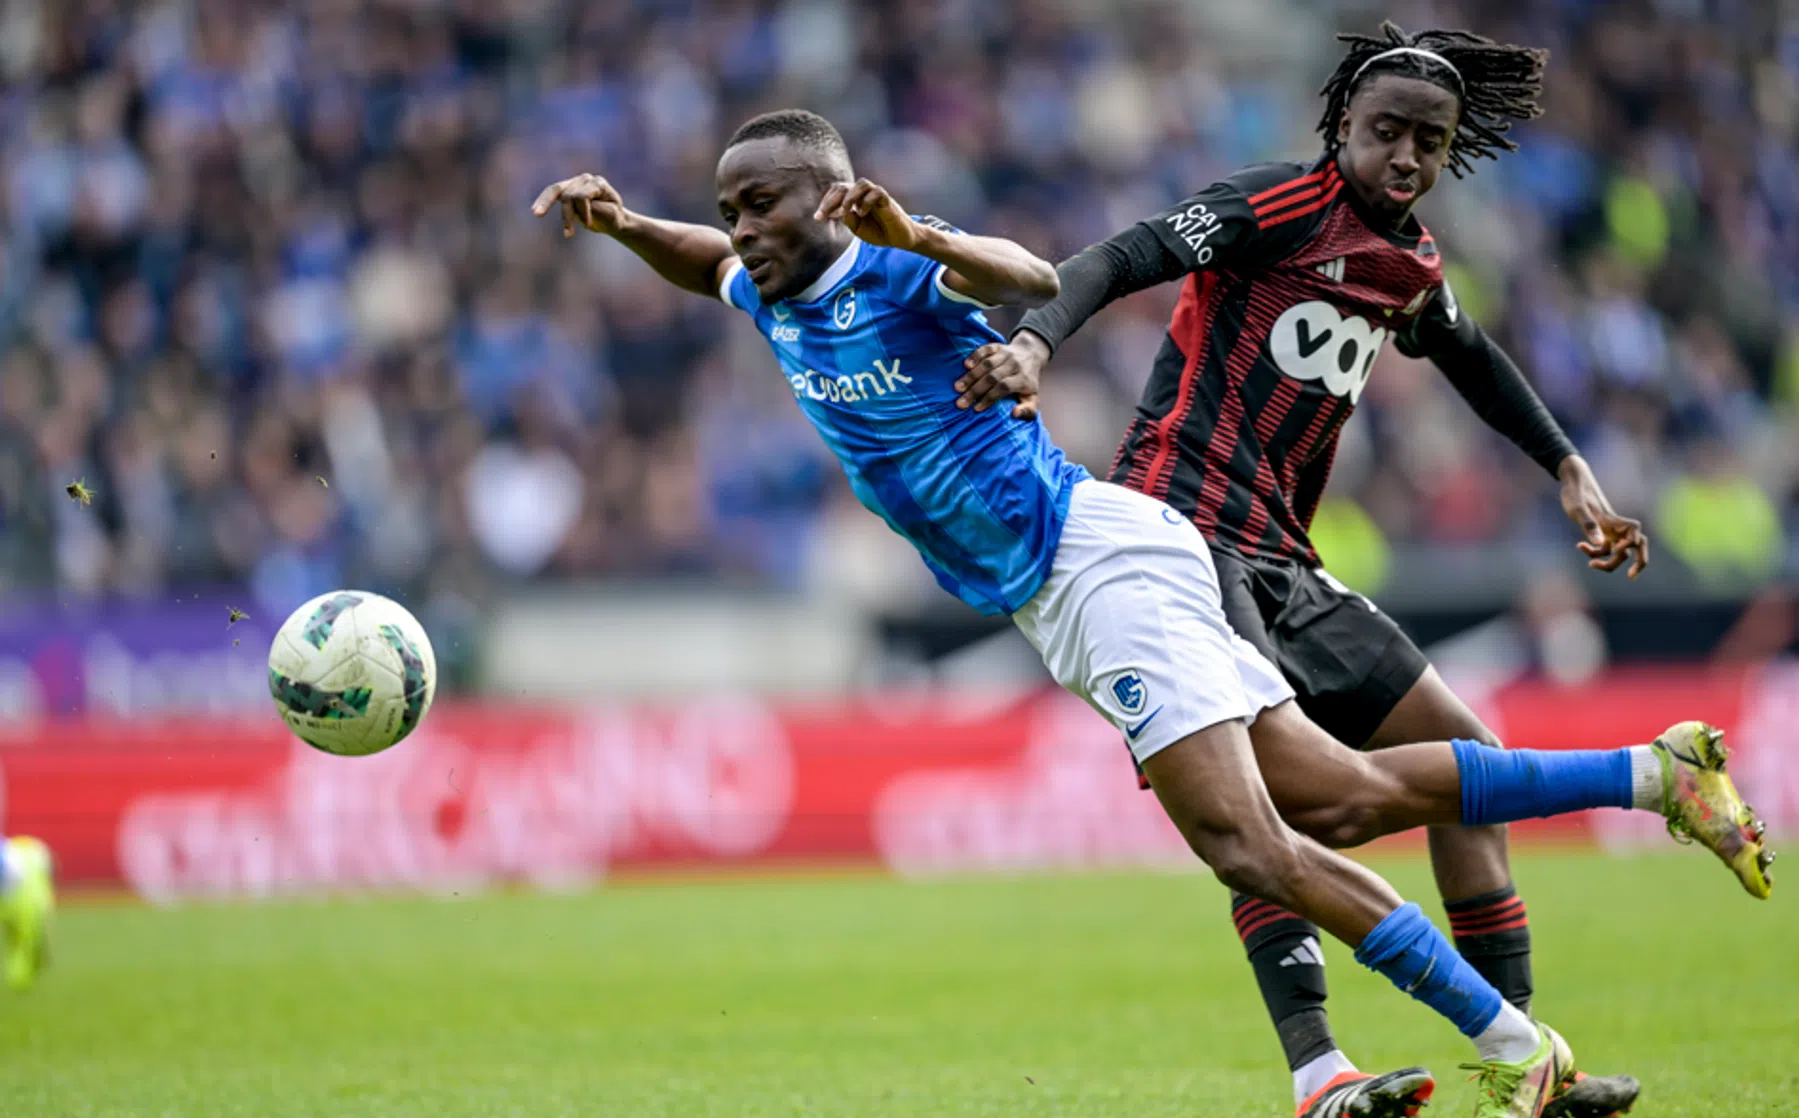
[1,663,1795,903]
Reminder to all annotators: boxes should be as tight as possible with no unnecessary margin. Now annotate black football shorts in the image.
[1210,547,1430,749]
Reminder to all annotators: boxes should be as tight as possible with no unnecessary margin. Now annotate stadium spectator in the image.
[0,0,1791,619]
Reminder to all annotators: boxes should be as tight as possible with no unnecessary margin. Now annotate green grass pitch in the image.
[1,851,1793,1116]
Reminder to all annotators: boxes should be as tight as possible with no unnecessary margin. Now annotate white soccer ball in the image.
[267,590,438,756]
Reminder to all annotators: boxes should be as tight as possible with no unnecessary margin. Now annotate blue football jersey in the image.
[719,233,1090,615]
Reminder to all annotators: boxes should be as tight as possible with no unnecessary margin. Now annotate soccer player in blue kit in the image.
[533,110,1770,1118]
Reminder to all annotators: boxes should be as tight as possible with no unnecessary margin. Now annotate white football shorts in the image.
[1012,479,1295,766]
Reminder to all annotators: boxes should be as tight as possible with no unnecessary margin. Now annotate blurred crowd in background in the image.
[0,0,1795,623]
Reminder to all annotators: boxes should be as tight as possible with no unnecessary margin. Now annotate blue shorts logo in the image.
[833,286,858,330]
[1110,671,1147,716]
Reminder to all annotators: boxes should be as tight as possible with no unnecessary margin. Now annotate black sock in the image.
[1232,892,1335,1071]
[1445,884,1533,1014]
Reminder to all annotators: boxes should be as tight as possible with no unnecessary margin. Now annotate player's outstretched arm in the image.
[814,179,1058,308]
[1402,294,1648,577]
[532,173,736,300]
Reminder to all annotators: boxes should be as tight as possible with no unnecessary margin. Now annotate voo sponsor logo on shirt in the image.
[1269,300,1389,403]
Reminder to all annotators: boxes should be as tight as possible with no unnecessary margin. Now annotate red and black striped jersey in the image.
[1110,156,1452,565]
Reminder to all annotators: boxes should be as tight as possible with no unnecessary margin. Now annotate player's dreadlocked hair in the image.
[1317,22,1547,178]
[726,109,853,176]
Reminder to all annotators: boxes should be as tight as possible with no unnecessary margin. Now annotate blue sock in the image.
[1354,902,1503,1038]
[1452,739,1634,826]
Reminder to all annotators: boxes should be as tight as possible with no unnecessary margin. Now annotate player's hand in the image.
[1559,455,1649,579]
[531,174,627,238]
[814,179,921,251]
[955,332,1050,420]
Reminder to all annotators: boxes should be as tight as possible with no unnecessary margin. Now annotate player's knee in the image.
[1195,827,1305,907]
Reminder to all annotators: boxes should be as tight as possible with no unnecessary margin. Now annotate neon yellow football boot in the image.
[1467,1023,1572,1118]
[1653,722,1774,899]
[1,836,55,991]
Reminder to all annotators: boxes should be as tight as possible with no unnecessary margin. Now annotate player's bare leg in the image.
[1364,670,1510,902]
[1240,706,1768,1114]
[1241,703,1774,897]
[1364,670,1639,1118]
[1227,670,1531,1107]
[1141,720,1400,943]
[1137,717,1573,1111]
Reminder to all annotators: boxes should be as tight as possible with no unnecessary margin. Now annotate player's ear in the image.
[1337,110,1352,145]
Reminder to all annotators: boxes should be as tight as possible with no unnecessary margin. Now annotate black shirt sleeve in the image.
[1012,225,1186,354]
[1396,279,1579,478]
[1015,162,1316,354]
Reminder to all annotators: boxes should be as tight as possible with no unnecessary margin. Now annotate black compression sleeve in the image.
[1433,320,1579,478]
[1013,224,1187,354]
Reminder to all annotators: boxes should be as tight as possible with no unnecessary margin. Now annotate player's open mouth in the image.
[1384,182,1417,203]
[744,257,774,282]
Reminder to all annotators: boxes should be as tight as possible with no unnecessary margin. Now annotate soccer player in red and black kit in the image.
[955,23,1650,1118]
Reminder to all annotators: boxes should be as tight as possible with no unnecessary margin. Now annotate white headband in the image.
[1352,46,1463,89]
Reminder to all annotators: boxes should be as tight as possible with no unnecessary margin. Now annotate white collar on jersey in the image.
[791,238,861,305]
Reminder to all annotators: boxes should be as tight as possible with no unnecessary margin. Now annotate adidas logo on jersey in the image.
[1313,257,1346,283]
[1278,937,1325,968]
